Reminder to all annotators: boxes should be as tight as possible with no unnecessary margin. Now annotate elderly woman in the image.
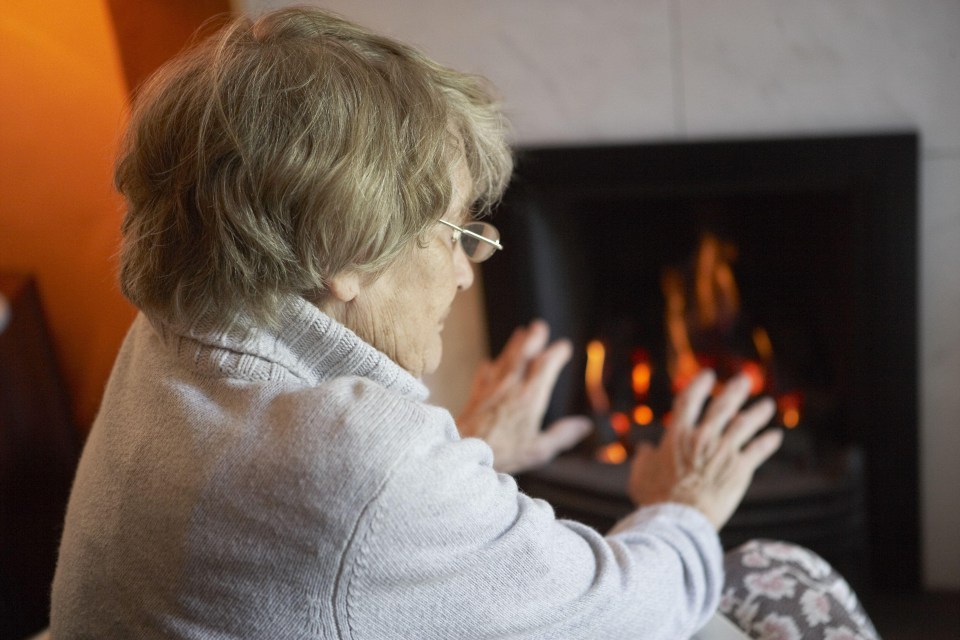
[51,8,878,640]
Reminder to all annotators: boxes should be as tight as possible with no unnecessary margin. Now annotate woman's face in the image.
[330,162,476,378]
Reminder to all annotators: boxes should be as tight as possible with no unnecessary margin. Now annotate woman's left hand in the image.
[456,320,592,474]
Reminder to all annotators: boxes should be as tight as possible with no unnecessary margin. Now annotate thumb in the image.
[539,416,593,454]
[502,417,591,474]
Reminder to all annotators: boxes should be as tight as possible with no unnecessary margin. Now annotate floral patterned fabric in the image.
[718,540,880,640]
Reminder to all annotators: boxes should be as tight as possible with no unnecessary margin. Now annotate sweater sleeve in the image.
[338,405,723,640]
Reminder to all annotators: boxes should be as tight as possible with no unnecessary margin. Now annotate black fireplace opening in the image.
[482,133,919,592]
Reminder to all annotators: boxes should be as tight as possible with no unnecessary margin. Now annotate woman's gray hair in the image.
[116,7,512,328]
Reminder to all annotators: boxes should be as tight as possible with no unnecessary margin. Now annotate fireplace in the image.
[482,133,918,591]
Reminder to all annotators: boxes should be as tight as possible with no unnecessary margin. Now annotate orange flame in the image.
[662,269,700,392]
[585,340,610,414]
[662,232,778,399]
[694,233,740,330]
[632,361,652,397]
[752,326,774,363]
[741,360,766,395]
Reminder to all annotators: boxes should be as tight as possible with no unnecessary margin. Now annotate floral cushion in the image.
[718,540,880,640]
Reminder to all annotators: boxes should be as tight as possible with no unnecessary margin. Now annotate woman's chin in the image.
[418,339,445,378]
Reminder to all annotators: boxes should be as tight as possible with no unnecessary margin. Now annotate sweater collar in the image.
[152,296,429,402]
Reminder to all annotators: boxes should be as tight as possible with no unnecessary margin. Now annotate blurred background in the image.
[1,0,957,636]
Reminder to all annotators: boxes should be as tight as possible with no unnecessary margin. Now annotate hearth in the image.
[482,133,918,591]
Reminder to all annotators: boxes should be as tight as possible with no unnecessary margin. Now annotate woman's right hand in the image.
[627,370,783,530]
[456,320,592,474]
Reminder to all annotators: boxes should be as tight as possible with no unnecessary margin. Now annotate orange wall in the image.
[0,1,135,431]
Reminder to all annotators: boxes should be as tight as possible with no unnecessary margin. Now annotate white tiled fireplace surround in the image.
[241,0,960,590]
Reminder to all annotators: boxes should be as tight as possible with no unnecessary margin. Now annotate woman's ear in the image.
[327,271,362,303]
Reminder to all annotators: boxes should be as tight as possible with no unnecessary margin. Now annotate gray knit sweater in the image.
[51,296,722,639]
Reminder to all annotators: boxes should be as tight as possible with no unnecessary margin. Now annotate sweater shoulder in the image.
[275,374,454,446]
[260,375,461,491]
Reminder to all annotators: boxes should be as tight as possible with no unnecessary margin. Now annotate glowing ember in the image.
[633,405,654,425]
[610,412,631,436]
[596,441,628,465]
[778,393,803,429]
[783,408,800,428]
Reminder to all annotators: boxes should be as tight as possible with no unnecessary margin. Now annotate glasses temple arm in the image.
[458,225,503,251]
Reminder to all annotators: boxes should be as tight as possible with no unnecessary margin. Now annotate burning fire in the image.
[663,232,746,391]
[661,232,802,424]
[586,342,660,463]
[586,230,804,464]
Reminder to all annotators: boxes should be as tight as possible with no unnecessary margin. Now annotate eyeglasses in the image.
[438,219,503,263]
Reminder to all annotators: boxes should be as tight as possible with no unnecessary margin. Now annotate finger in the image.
[535,416,593,458]
[468,360,494,392]
[628,441,655,478]
[724,397,776,450]
[739,428,783,471]
[698,373,752,439]
[461,360,498,412]
[484,326,532,396]
[492,320,549,379]
[672,369,716,429]
[627,442,656,505]
[632,440,655,463]
[519,319,550,359]
[489,328,554,401]
[508,417,590,472]
[524,338,572,409]
[492,325,529,372]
